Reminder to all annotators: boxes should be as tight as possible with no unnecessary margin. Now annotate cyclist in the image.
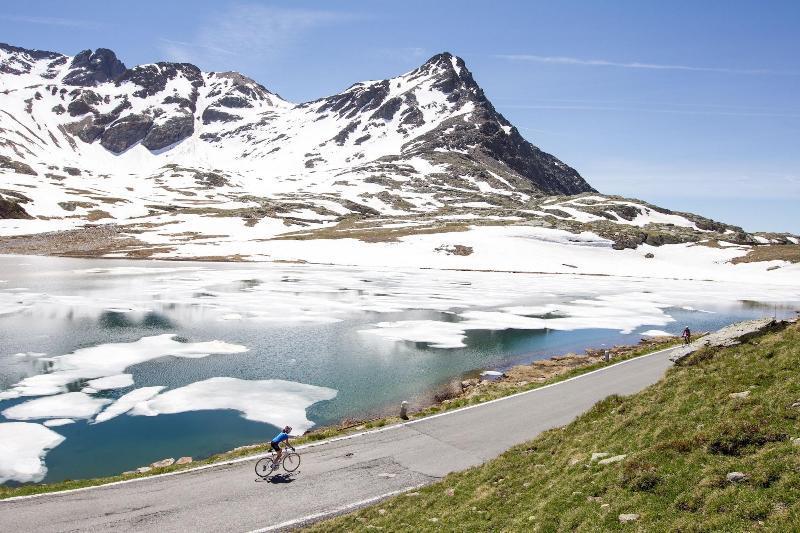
[682,327,691,345]
[270,426,294,469]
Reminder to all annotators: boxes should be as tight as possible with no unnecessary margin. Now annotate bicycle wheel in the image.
[282,452,300,473]
[255,456,274,478]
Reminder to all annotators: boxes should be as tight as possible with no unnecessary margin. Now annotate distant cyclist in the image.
[682,327,691,345]
[270,426,294,469]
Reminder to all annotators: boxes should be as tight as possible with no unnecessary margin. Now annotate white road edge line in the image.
[247,483,429,532]
[1,344,678,503]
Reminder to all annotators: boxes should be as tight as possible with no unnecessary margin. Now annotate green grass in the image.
[308,322,800,532]
[0,339,678,500]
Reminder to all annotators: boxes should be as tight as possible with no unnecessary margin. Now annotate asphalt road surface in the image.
[0,345,679,532]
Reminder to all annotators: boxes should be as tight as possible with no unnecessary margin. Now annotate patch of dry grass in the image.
[731,245,800,264]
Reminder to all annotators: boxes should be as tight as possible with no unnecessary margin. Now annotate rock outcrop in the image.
[63,48,126,86]
[100,114,153,153]
[142,113,194,150]
[669,318,788,363]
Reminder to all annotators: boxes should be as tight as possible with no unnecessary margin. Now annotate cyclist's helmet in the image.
[284,425,292,433]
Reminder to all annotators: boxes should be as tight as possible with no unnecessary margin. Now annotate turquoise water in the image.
[0,255,796,484]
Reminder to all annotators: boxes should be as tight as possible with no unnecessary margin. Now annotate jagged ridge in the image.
[0,42,593,197]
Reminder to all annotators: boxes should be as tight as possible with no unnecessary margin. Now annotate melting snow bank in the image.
[0,335,248,399]
[130,378,337,433]
[0,422,65,483]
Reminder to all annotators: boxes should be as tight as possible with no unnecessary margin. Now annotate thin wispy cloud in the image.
[159,5,357,70]
[372,46,430,66]
[0,14,102,29]
[497,54,795,75]
[158,38,236,57]
[504,103,800,119]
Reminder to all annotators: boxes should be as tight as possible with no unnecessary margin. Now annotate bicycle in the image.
[255,445,301,478]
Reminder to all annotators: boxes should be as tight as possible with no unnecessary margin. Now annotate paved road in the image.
[0,346,678,532]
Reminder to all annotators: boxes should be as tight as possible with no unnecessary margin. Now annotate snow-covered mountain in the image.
[0,42,797,279]
[0,43,589,197]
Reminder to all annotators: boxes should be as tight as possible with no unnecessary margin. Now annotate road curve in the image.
[0,346,679,532]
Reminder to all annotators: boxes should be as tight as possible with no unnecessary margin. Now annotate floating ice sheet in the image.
[2,392,111,420]
[362,292,676,348]
[641,330,673,337]
[94,386,165,424]
[130,377,337,433]
[0,422,65,483]
[0,335,248,399]
[42,418,75,427]
[85,374,134,391]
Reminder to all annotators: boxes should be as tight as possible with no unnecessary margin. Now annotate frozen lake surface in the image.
[0,255,798,485]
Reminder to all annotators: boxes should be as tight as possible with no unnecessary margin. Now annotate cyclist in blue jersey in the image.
[270,426,294,468]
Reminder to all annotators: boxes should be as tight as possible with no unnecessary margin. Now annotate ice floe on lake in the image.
[0,335,248,399]
[2,392,111,420]
[94,386,165,424]
[362,292,677,348]
[85,374,135,391]
[0,422,65,483]
[130,377,337,433]
[42,418,75,427]
[641,330,673,337]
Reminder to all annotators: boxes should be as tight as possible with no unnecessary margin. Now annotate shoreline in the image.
[0,333,682,499]
[102,336,688,478]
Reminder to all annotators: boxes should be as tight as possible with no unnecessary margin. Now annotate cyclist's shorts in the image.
[271,442,281,452]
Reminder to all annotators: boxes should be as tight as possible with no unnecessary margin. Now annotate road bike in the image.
[255,446,300,478]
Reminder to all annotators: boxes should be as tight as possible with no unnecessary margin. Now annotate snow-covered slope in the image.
[0,42,797,282]
[0,44,589,206]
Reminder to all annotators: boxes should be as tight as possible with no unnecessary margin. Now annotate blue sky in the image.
[2,1,798,232]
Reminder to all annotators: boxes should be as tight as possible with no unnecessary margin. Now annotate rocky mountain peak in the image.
[0,40,596,197]
[0,42,65,75]
[63,48,126,86]
[416,52,474,84]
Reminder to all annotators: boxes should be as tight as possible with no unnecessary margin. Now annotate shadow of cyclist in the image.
[254,473,297,484]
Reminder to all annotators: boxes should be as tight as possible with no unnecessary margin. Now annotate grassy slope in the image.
[309,322,800,532]
[0,339,677,500]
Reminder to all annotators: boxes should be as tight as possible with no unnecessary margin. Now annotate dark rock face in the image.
[0,196,33,219]
[370,96,402,122]
[142,113,195,150]
[0,155,37,175]
[409,111,592,195]
[100,114,153,153]
[0,42,63,75]
[163,95,196,112]
[63,48,126,86]
[64,116,105,143]
[333,120,360,145]
[399,105,424,128]
[215,96,252,108]
[318,80,390,119]
[117,62,203,98]
[67,90,102,116]
[201,108,241,124]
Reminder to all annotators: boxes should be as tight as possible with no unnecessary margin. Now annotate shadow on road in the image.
[255,473,297,484]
